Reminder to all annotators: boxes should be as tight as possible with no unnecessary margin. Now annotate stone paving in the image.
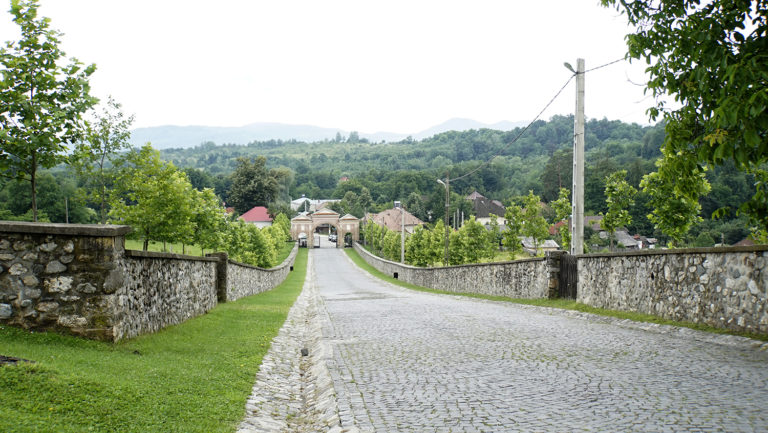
[240,248,768,432]
[316,249,768,433]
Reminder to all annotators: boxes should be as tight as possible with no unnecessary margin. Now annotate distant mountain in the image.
[129,118,529,150]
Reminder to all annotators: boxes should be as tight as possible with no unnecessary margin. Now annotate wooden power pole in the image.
[571,58,585,255]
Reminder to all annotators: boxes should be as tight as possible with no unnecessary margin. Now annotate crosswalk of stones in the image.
[240,248,768,432]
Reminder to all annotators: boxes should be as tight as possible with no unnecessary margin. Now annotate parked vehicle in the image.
[298,233,307,248]
[329,234,337,243]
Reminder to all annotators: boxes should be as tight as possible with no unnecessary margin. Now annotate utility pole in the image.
[571,58,585,255]
[437,175,450,265]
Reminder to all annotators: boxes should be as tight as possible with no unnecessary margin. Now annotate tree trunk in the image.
[31,152,37,222]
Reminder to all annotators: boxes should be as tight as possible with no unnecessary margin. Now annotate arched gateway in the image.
[290,209,359,248]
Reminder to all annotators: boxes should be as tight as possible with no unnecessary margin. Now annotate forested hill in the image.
[162,114,664,203]
[162,114,754,245]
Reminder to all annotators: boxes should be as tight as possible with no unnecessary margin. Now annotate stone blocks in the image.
[353,243,548,299]
[577,246,768,335]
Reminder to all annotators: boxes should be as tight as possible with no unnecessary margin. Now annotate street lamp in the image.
[394,201,404,263]
[436,178,450,265]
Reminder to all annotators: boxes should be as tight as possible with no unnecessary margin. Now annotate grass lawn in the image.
[0,248,308,433]
[345,248,768,342]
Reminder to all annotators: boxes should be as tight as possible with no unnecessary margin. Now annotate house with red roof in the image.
[239,206,273,228]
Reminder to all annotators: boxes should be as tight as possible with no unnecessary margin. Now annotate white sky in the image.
[0,0,658,133]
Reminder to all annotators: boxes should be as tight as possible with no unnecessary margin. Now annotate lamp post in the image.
[394,201,404,263]
[436,177,450,265]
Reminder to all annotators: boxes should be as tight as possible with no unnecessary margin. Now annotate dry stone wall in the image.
[226,244,298,302]
[578,246,768,335]
[0,222,130,340]
[353,243,548,299]
[0,222,298,341]
[113,250,218,341]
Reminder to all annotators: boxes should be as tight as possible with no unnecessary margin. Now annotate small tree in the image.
[193,188,227,255]
[454,216,493,264]
[641,159,711,247]
[109,144,196,250]
[521,191,549,255]
[550,187,571,251]
[601,171,637,250]
[429,220,447,266]
[503,203,524,257]
[0,0,97,221]
[73,97,135,223]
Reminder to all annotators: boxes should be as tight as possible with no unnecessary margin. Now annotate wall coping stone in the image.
[125,249,219,262]
[0,220,132,236]
[228,242,298,272]
[578,244,768,259]
[354,242,544,270]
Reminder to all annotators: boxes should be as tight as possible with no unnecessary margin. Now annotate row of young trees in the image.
[361,188,565,266]
[95,143,293,267]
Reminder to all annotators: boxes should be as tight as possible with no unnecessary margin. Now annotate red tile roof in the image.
[239,206,272,223]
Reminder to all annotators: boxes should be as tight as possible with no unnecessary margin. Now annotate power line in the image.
[449,57,626,184]
[450,74,575,183]
[583,57,625,74]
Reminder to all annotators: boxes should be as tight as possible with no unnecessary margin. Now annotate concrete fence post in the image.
[546,250,566,299]
[207,252,229,303]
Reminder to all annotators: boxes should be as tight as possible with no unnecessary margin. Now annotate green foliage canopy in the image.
[603,0,768,234]
[0,0,97,221]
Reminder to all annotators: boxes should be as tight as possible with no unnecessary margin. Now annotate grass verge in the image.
[345,248,768,342]
[0,248,308,433]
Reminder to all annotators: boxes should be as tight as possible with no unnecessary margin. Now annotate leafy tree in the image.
[192,188,227,255]
[448,229,465,265]
[540,149,573,202]
[550,187,571,251]
[487,214,502,253]
[0,0,97,221]
[602,0,768,234]
[382,229,401,261]
[601,170,637,250]
[227,156,279,214]
[453,216,494,264]
[109,144,196,250]
[641,158,711,247]
[430,219,448,266]
[503,203,524,256]
[73,96,134,223]
[405,225,430,266]
[272,213,292,241]
[0,171,95,223]
[693,232,716,248]
[521,191,549,255]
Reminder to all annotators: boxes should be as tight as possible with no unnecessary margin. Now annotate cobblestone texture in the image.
[314,249,768,433]
[238,252,350,433]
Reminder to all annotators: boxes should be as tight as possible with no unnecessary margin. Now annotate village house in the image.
[466,191,506,226]
[239,206,273,228]
[365,208,424,234]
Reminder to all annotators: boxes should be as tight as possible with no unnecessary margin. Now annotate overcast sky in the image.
[0,0,658,133]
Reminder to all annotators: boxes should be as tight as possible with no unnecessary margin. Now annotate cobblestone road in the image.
[315,249,768,433]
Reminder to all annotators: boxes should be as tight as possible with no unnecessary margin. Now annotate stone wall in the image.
[0,222,130,340]
[353,243,548,299]
[578,246,768,335]
[112,250,218,341]
[0,222,299,341]
[226,244,298,302]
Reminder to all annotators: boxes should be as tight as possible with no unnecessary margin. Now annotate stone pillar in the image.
[207,252,229,303]
[546,250,567,299]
